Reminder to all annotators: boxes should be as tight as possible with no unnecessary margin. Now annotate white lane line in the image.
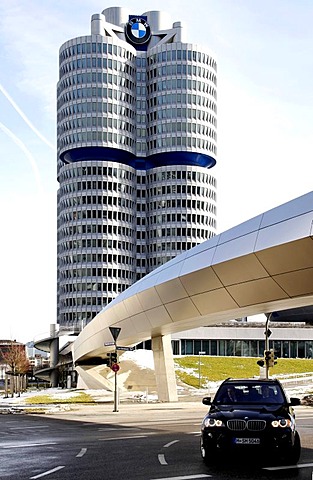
[76,448,87,458]
[9,426,49,430]
[147,420,192,423]
[30,465,65,479]
[158,453,168,465]
[98,435,147,441]
[158,440,180,466]
[150,475,212,479]
[164,440,179,448]
[98,427,140,431]
[263,462,313,471]
[3,442,57,449]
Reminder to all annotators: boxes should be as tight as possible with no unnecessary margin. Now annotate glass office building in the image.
[57,8,217,332]
[171,323,313,359]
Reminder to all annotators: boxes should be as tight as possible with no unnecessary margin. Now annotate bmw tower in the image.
[57,7,217,333]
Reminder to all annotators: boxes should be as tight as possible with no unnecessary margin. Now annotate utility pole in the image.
[264,313,272,380]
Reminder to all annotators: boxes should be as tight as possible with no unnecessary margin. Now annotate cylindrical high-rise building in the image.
[57,7,217,333]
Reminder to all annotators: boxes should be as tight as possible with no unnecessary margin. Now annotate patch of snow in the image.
[175,365,198,376]
[120,349,155,369]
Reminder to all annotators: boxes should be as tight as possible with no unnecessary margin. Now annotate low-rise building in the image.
[171,321,313,358]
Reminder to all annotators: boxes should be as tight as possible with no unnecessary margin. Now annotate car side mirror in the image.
[202,396,212,405]
[289,397,301,406]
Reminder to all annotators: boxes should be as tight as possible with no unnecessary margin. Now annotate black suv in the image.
[201,378,301,465]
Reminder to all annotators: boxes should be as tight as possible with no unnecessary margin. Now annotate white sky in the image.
[0,0,312,342]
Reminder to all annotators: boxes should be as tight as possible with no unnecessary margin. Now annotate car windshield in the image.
[214,383,285,405]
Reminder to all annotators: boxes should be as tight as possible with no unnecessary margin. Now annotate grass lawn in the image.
[174,356,313,388]
[26,391,94,404]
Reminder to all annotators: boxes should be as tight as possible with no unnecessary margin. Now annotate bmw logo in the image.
[125,16,151,45]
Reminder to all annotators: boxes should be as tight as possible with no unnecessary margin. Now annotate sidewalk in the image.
[1,381,311,421]
[47,398,208,423]
[0,387,209,420]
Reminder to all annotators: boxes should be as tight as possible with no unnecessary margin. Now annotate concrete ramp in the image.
[76,365,114,390]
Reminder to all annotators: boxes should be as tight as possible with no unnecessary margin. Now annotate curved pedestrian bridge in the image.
[73,191,313,400]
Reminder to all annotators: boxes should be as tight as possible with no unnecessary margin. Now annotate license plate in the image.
[234,438,260,445]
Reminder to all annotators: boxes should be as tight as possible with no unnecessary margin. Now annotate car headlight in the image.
[271,418,292,428]
[203,418,225,428]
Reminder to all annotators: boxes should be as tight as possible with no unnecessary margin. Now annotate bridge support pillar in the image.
[49,325,59,388]
[152,335,178,402]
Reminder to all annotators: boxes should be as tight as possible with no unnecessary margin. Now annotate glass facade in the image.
[174,338,313,359]
[56,9,217,332]
[57,161,137,329]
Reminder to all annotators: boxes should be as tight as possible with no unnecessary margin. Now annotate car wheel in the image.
[200,439,215,465]
[284,432,301,465]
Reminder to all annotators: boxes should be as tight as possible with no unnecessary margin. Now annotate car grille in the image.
[227,420,246,431]
[227,419,266,431]
[247,420,266,431]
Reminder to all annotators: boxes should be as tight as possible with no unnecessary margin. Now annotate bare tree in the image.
[2,342,30,396]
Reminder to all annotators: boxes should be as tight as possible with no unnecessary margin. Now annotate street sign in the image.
[116,346,134,351]
[111,363,120,372]
[109,327,121,341]
[104,341,115,346]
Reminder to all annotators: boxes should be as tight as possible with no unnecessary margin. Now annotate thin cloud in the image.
[0,83,55,151]
[0,2,62,118]
[0,122,44,195]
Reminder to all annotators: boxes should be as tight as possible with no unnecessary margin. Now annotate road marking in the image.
[150,475,212,479]
[158,453,168,465]
[147,420,195,425]
[98,435,147,441]
[98,427,140,431]
[9,426,49,430]
[164,440,179,448]
[30,465,65,479]
[3,442,57,449]
[263,462,313,471]
[76,448,87,457]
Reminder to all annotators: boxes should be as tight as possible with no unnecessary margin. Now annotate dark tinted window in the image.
[214,382,285,404]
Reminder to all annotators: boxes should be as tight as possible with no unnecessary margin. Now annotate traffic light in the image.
[257,359,265,367]
[105,351,118,367]
[269,349,277,367]
[264,349,276,368]
[110,351,118,364]
[264,350,271,367]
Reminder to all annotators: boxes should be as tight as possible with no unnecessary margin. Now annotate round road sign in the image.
[111,363,120,372]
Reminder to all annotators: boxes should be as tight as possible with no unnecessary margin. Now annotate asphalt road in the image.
[0,402,313,480]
